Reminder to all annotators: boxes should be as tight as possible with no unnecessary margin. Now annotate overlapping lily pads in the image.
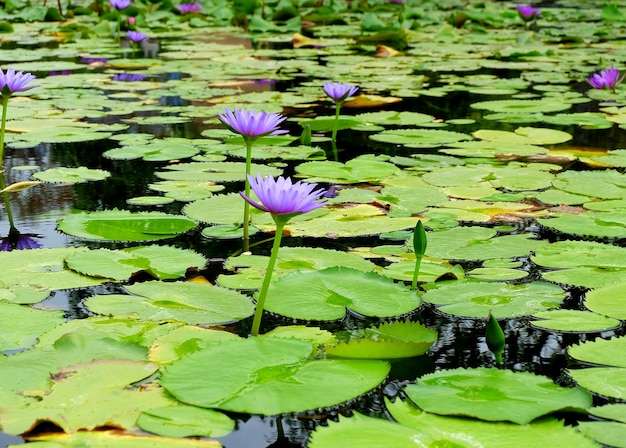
[160,336,390,414]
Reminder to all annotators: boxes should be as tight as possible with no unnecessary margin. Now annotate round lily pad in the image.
[160,336,390,415]
[405,367,592,424]
[263,267,422,321]
[531,310,620,332]
[421,280,565,318]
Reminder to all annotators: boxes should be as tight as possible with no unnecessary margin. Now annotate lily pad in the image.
[137,405,234,438]
[85,281,254,325]
[160,336,390,415]
[325,321,437,359]
[263,267,421,321]
[421,280,565,318]
[370,128,472,148]
[0,301,65,352]
[33,167,111,184]
[57,209,198,242]
[531,310,620,333]
[64,246,207,281]
[383,399,599,448]
[585,282,626,319]
[404,367,592,424]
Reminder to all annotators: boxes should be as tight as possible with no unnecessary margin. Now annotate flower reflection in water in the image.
[0,228,42,251]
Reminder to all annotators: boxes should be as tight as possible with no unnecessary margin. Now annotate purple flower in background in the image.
[241,174,327,216]
[127,31,148,43]
[113,73,147,81]
[177,1,201,14]
[218,107,288,142]
[0,68,39,96]
[587,66,623,91]
[80,57,109,64]
[323,81,359,103]
[110,0,131,10]
[516,4,540,21]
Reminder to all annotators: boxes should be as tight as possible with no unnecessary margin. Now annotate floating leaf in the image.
[325,321,437,359]
[57,209,197,241]
[85,281,254,325]
[0,301,65,352]
[33,167,111,184]
[263,267,421,321]
[405,367,591,424]
[137,405,234,438]
[585,282,626,319]
[161,336,390,414]
[65,246,206,281]
[0,360,171,435]
[384,399,599,448]
[370,128,472,148]
[531,310,620,333]
[422,280,565,318]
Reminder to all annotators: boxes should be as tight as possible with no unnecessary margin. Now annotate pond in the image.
[1,0,626,447]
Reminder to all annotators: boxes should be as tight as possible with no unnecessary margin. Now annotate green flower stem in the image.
[411,256,423,291]
[116,15,122,42]
[331,101,341,142]
[0,172,16,230]
[0,92,9,165]
[250,219,285,336]
[242,139,254,253]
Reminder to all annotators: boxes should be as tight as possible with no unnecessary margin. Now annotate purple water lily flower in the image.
[113,73,147,82]
[218,107,288,142]
[127,31,148,43]
[516,4,540,21]
[110,0,131,9]
[0,68,39,95]
[177,1,201,14]
[241,174,327,216]
[323,81,359,103]
[587,66,623,91]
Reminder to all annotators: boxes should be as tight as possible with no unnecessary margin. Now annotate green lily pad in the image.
[216,247,376,290]
[531,310,620,332]
[137,405,234,438]
[148,180,224,202]
[577,421,626,448]
[585,282,626,319]
[0,247,106,291]
[422,280,565,318]
[370,128,472,148]
[64,246,207,281]
[383,399,599,448]
[309,412,435,448]
[57,209,198,242]
[355,111,435,126]
[0,360,172,435]
[104,139,201,161]
[84,281,254,325]
[539,211,626,239]
[567,367,626,400]
[325,321,437,359]
[471,99,572,114]
[263,267,421,321]
[33,167,111,184]
[295,156,398,184]
[160,336,390,414]
[405,367,592,424]
[569,336,626,368]
[0,301,65,352]
[149,326,242,365]
[156,161,282,183]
